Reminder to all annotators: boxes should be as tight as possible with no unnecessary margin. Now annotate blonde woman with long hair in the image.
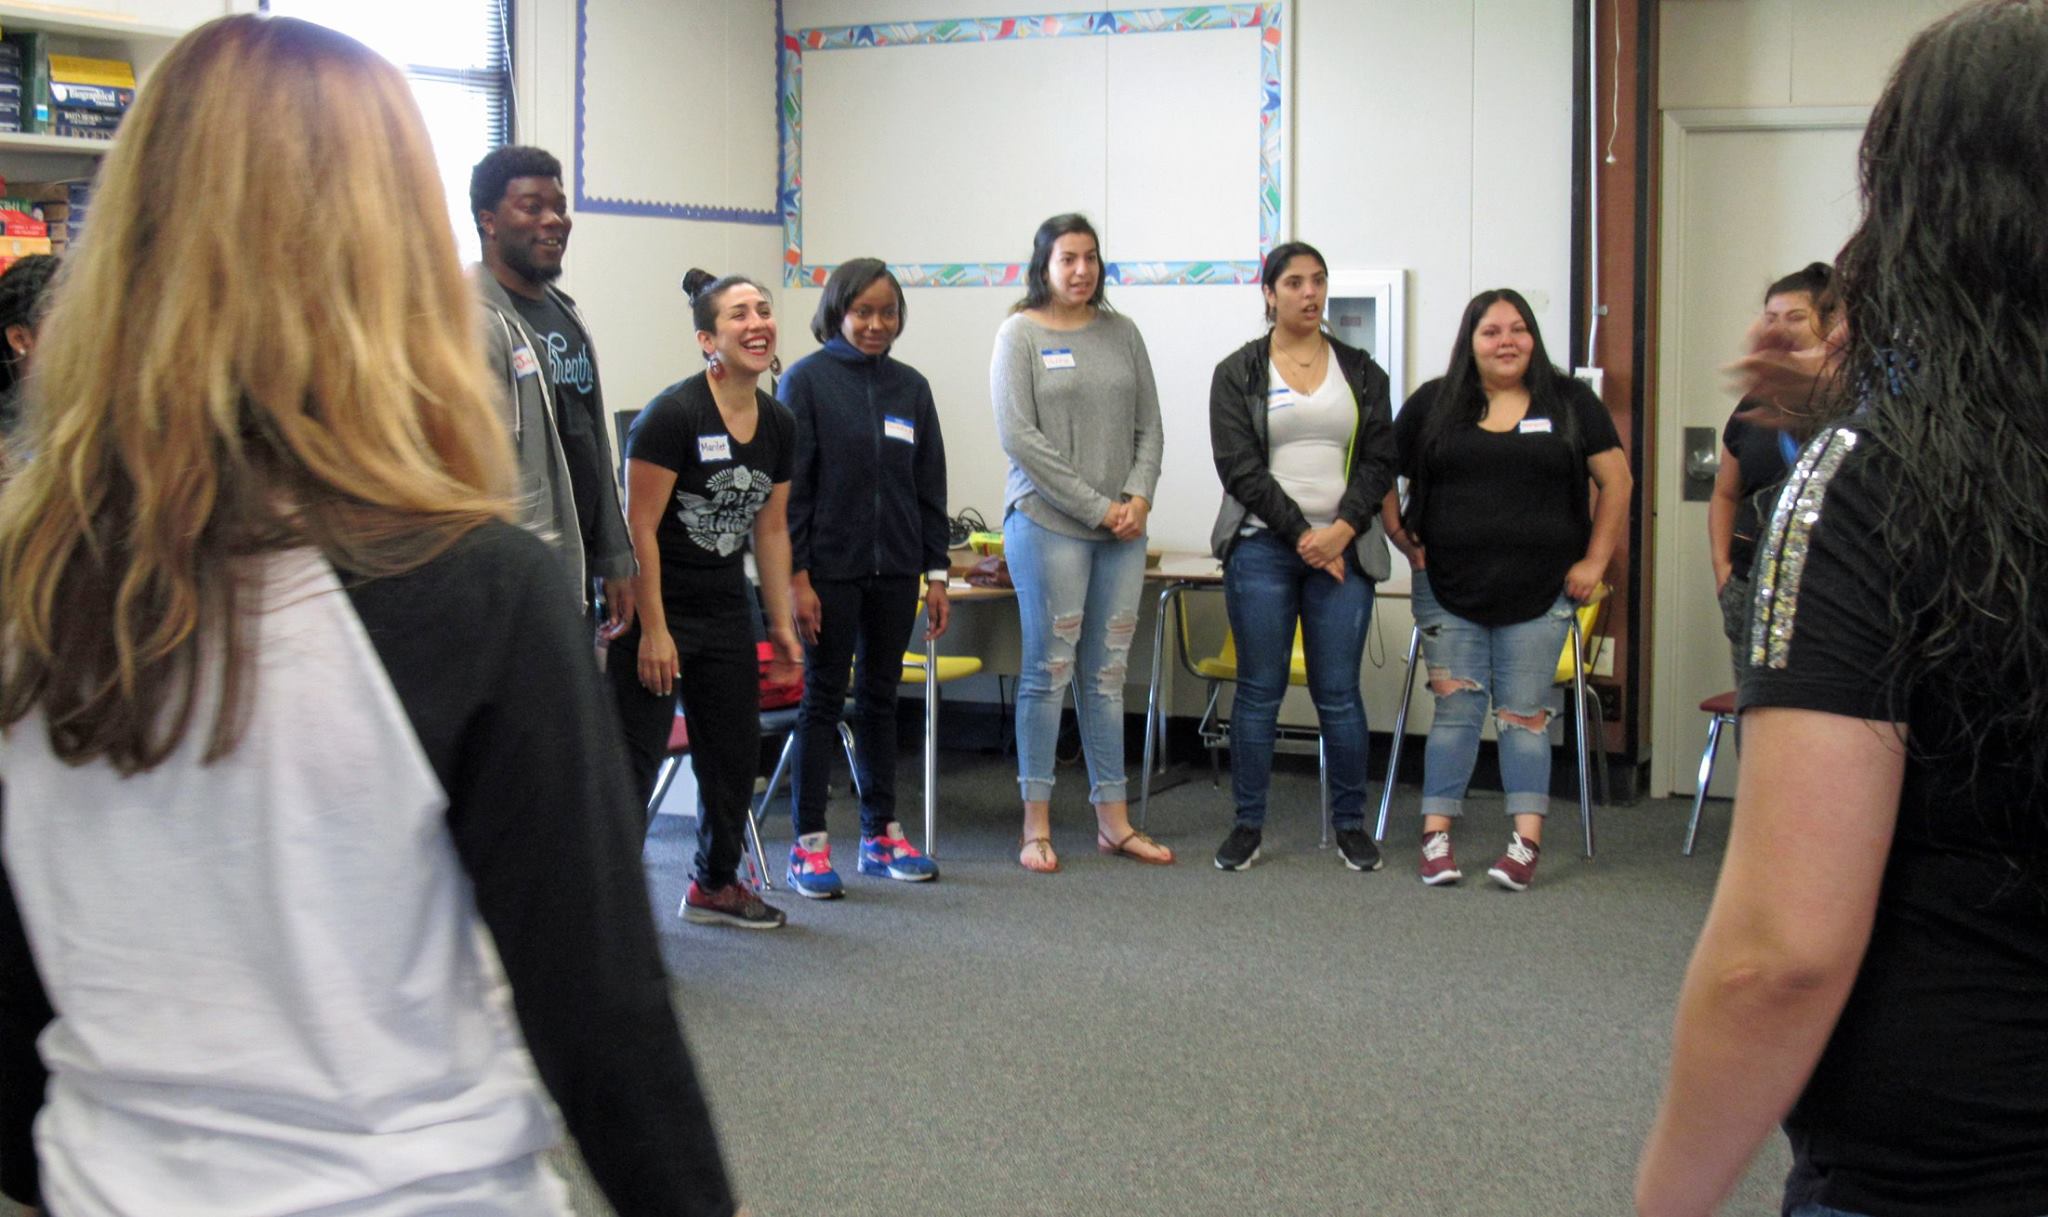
[0,16,738,1217]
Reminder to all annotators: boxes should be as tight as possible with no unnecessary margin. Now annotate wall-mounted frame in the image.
[779,4,1285,288]
[1325,268,1406,399]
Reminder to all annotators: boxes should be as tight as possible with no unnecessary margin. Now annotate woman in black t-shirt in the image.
[608,269,801,931]
[1383,289,1629,891]
[1708,263,1831,679]
[1638,6,2048,1216]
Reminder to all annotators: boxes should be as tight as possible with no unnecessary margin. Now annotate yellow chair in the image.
[1373,586,1609,858]
[1180,613,1338,847]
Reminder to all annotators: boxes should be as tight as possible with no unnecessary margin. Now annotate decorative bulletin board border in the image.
[573,0,784,225]
[779,4,1284,288]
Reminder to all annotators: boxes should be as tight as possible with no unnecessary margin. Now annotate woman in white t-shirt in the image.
[1205,242,1400,873]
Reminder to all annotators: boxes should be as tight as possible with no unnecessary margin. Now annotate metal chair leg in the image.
[837,720,861,801]
[1374,625,1422,842]
[921,635,938,856]
[1317,734,1332,848]
[1200,681,1224,789]
[648,753,681,818]
[745,732,799,892]
[1587,688,1612,810]
[1138,582,1184,830]
[1684,714,1729,856]
[1570,618,1595,859]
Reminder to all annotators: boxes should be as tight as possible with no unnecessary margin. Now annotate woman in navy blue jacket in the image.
[777,258,951,898]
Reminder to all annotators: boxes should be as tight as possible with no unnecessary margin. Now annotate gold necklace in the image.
[1271,335,1322,369]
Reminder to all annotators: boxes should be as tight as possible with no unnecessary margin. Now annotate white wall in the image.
[514,0,785,422]
[775,0,1574,558]
[1661,0,1969,109]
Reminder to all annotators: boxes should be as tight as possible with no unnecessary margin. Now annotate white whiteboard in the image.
[782,8,1283,287]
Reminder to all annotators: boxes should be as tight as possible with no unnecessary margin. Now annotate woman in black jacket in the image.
[1207,241,1399,872]
[777,258,950,898]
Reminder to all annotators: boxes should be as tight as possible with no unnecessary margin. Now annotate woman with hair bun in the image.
[608,268,801,931]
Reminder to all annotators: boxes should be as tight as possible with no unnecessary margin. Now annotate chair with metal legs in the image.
[647,708,779,890]
[1178,616,1335,847]
[1682,690,1739,856]
[1373,588,1608,858]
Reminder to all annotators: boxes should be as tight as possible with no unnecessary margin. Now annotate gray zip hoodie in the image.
[473,269,635,605]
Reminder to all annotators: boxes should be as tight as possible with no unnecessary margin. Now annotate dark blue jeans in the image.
[1221,529,1374,831]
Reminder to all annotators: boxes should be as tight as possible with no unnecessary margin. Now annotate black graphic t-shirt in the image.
[509,290,603,552]
[626,373,794,587]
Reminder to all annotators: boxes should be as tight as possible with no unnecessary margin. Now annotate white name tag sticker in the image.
[1518,418,1553,434]
[1268,387,1297,408]
[697,434,732,462]
[511,346,540,379]
[1040,347,1076,370]
[884,415,916,444]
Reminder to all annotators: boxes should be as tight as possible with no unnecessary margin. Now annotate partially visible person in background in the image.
[1707,262,1832,678]
[470,144,636,634]
[0,255,58,444]
[0,16,738,1217]
[778,257,948,898]
[1638,3,2048,1214]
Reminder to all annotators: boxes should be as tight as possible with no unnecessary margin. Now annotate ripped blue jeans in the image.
[1410,571,1575,819]
[1004,510,1148,804]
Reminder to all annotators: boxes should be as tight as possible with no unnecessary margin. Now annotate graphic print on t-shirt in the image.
[676,462,773,556]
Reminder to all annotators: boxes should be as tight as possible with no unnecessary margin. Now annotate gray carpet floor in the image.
[554,747,1791,1217]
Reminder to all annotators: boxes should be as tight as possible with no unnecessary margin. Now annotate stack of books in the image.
[48,55,132,141]
[0,180,88,258]
[0,41,22,134]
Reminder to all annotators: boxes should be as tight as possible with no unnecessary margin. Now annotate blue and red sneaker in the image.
[859,824,939,882]
[786,835,845,899]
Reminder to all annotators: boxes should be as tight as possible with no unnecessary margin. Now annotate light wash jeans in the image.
[1222,529,1373,830]
[1410,570,1575,819]
[1004,510,1148,804]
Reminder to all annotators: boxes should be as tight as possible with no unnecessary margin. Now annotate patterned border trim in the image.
[1750,426,1860,670]
[572,0,782,226]
[780,4,1283,287]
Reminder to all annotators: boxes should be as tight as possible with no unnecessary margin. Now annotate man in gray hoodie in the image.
[470,145,636,634]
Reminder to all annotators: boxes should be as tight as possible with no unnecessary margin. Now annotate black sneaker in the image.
[1334,828,1384,872]
[1214,825,1262,871]
[681,880,787,929]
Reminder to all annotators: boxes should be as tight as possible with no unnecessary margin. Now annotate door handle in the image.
[1682,426,1720,502]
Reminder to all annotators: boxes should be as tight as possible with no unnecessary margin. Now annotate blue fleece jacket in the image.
[778,337,950,581]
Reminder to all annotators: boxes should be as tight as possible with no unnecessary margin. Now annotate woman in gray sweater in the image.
[990,214,1171,872]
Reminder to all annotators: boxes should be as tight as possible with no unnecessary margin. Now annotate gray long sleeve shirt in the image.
[990,309,1165,539]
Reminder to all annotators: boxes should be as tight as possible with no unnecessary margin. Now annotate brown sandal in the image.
[1096,829,1175,866]
[1019,836,1060,874]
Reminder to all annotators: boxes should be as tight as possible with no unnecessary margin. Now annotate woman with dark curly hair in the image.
[1638,4,2048,1214]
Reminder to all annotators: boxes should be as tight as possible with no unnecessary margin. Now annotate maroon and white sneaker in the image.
[1486,833,1541,892]
[682,880,787,929]
[1418,830,1462,886]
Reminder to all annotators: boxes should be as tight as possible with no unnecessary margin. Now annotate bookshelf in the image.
[0,2,204,177]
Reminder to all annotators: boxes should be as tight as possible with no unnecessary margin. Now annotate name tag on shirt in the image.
[1268,386,1296,409]
[697,434,732,462]
[884,415,916,444]
[1518,418,1553,434]
[511,346,540,379]
[1040,348,1076,370]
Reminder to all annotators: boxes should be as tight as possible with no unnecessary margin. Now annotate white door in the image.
[1650,109,1866,798]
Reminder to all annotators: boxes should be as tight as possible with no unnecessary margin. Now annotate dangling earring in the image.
[706,350,725,380]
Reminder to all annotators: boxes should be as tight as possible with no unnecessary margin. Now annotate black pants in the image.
[608,568,759,889]
[791,575,922,838]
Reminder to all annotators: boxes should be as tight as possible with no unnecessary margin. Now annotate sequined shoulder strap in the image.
[1750,425,1861,670]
